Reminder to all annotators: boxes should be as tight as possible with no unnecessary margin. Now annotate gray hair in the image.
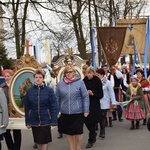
[85,66,95,74]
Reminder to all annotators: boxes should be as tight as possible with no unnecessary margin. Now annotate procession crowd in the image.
[0,64,150,150]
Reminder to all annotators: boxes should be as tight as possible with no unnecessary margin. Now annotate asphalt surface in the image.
[1,117,150,150]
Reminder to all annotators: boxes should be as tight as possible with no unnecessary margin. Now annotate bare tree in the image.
[0,0,30,58]
[0,0,148,60]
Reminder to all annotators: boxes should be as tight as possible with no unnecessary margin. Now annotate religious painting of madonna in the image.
[9,67,35,116]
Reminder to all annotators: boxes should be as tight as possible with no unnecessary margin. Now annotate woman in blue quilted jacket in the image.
[25,69,58,150]
[56,65,89,150]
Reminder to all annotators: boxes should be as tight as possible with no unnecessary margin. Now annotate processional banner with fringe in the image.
[116,18,147,55]
[97,27,126,67]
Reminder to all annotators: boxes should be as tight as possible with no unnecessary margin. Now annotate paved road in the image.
[2,118,150,150]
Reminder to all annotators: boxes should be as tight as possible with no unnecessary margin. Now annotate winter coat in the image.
[83,75,103,124]
[56,75,89,115]
[0,88,9,135]
[126,85,144,109]
[25,83,58,126]
[0,82,9,105]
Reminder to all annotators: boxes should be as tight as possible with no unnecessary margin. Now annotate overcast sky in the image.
[2,0,150,63]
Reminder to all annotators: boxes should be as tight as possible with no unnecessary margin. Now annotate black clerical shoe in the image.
[119,118,123,122]
[57,133,63,139]
[86,142,93,148]
[33,143,37,149]
[99,133,105,139]
[112,118,117,121]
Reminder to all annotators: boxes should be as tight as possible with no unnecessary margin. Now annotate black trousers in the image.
[100,110,107,135]
[4,129,21,150]
[112,111,123,120]
[85,122,97,143]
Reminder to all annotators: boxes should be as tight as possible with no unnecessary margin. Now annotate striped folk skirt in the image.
[143,93,150,114]
[124,100,146,121]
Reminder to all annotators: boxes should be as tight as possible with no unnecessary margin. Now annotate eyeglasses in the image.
[65,71,73,74]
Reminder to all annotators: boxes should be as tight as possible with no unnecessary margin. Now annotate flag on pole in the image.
[144,17,150,78]
[91,27,96,69]
[45,39,51,65]
[34,40,41,63]
[112,17,115,27]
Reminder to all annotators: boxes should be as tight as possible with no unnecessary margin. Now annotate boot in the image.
[143,118,146,125]
[109,117,113,127]
[118,112,123,122]
[136,121,139,129]
[130,121,134,130]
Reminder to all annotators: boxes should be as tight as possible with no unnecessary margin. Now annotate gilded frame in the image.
[9,67,35,116]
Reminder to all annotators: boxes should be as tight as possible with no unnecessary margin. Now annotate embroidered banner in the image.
[97,27,126,67]
[116,18,147,55]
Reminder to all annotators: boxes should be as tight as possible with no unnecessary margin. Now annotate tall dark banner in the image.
[97,27,126,67]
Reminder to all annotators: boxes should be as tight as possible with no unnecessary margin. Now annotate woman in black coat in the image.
[83,66,103,148]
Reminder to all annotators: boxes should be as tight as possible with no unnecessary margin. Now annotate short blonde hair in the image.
[63,66,76,75]
[85,66,95,74]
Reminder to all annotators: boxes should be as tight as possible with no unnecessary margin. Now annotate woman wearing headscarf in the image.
[124,77,145,129]
[136,69,150,125]
[0,69,22,150]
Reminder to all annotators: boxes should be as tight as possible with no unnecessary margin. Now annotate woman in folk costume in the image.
[136,69,150,125]
[124,77,145,129]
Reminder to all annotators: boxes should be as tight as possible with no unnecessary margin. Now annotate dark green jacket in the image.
[126,85,144,109]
